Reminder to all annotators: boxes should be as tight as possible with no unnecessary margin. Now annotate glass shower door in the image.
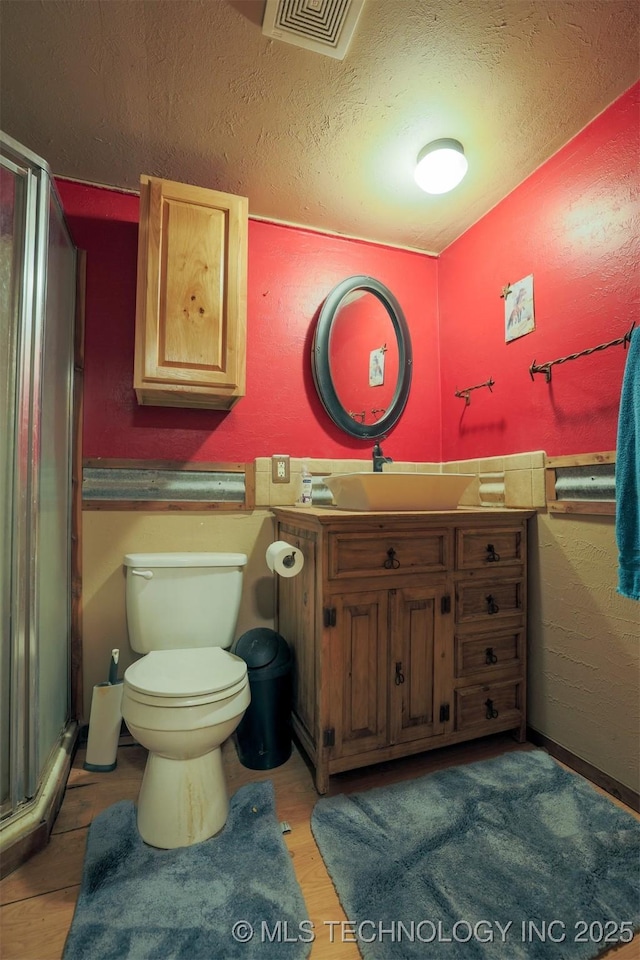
[35,188,74,782]
[0,160,19,816]
[1,133,75,825]
[0,155,32,816]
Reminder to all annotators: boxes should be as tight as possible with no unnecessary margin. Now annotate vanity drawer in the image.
[455,525,525,571]
[328,529,450,580]
[455,678,524,732]
[455,627,524,679]
[455,578,524,623]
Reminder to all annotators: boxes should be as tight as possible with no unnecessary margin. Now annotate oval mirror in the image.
[312,276,413,439]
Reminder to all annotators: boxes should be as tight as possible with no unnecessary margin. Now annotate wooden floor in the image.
[1,734,637,960]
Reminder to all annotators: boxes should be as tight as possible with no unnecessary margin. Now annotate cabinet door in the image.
[134,175,247,409]
[329,591,389,759]
[389,586,450,744]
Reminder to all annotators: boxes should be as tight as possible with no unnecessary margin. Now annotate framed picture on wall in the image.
[505,274,535,342]
[369,346,385,386]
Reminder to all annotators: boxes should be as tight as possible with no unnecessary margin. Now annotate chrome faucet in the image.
[372,441,393,472]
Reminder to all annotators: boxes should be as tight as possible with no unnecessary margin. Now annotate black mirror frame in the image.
[312,275,413,440]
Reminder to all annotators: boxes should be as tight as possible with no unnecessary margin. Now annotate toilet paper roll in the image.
[266,540,304,578]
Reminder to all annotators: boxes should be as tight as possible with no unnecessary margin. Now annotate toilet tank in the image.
[123,552,247,653]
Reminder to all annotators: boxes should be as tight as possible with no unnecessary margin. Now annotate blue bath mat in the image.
[311,750,640,960]
[63,780,310,959]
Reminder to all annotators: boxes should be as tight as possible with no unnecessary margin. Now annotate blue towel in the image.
[616,326,640,600]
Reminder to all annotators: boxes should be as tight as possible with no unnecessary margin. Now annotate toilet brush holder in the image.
[84,681,124,772]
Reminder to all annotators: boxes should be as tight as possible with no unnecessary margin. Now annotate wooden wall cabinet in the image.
[272,506,532,793]
[134,175,248,409]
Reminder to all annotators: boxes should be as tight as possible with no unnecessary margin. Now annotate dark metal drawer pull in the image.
[485,647,498,664]
[384,547,400,569]
[486,594,500,614]
[486,543,501,562]
[395,661,405,685]
[485,698,499,719]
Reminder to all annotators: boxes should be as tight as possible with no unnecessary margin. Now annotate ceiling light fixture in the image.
[414,138,468,195]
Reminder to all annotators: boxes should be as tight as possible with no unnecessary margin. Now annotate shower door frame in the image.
[1,132,82,873]
[2,149,42,814]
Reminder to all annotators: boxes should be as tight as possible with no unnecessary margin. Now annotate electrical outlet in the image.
[271,455,290,483]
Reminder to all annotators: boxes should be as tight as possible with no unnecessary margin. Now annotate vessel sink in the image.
[324,471,475,511]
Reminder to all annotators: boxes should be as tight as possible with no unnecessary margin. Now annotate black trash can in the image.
[232,628,293,770]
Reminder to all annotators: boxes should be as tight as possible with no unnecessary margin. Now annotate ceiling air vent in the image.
[262,0,365,61]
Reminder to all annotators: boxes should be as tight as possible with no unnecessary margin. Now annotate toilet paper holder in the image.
[265,540,305,578]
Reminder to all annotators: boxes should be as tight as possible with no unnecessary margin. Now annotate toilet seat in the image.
[124,647,247,702]
[123,677,248,710]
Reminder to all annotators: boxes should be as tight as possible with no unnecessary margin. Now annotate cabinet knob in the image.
[485,698,499,719]
[394,662,405,685]
[384,547,400,569]
[486,543,501,562]
[485,594,500,614]
[485,647,498,664]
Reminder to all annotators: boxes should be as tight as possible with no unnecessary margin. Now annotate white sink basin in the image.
[324,472,475,511]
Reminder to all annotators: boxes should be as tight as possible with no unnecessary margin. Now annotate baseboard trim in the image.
[527,727,639,813]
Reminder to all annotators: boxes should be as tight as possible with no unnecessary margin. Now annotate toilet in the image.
[121,551,250,849]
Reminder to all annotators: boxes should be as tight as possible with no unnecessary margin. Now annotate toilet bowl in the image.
[121,552,249,849]
[123,648,249,848]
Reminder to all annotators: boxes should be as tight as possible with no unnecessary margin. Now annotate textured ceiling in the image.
[1,0,638,253]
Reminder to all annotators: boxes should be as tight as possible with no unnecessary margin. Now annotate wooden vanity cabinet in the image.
[134,175,248,409]
[273,507,533,794]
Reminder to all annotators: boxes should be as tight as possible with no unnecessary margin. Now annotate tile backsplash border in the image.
[255,451,547,510]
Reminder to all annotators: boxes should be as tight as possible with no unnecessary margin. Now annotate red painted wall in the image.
[438,81,639,460]
[57,179,439,464]
[58,81,638,467]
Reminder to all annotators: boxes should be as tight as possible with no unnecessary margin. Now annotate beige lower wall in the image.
[528,512,639,792]
[81,510,276,721]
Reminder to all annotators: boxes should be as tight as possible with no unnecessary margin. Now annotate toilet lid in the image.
[124,648,247,698]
